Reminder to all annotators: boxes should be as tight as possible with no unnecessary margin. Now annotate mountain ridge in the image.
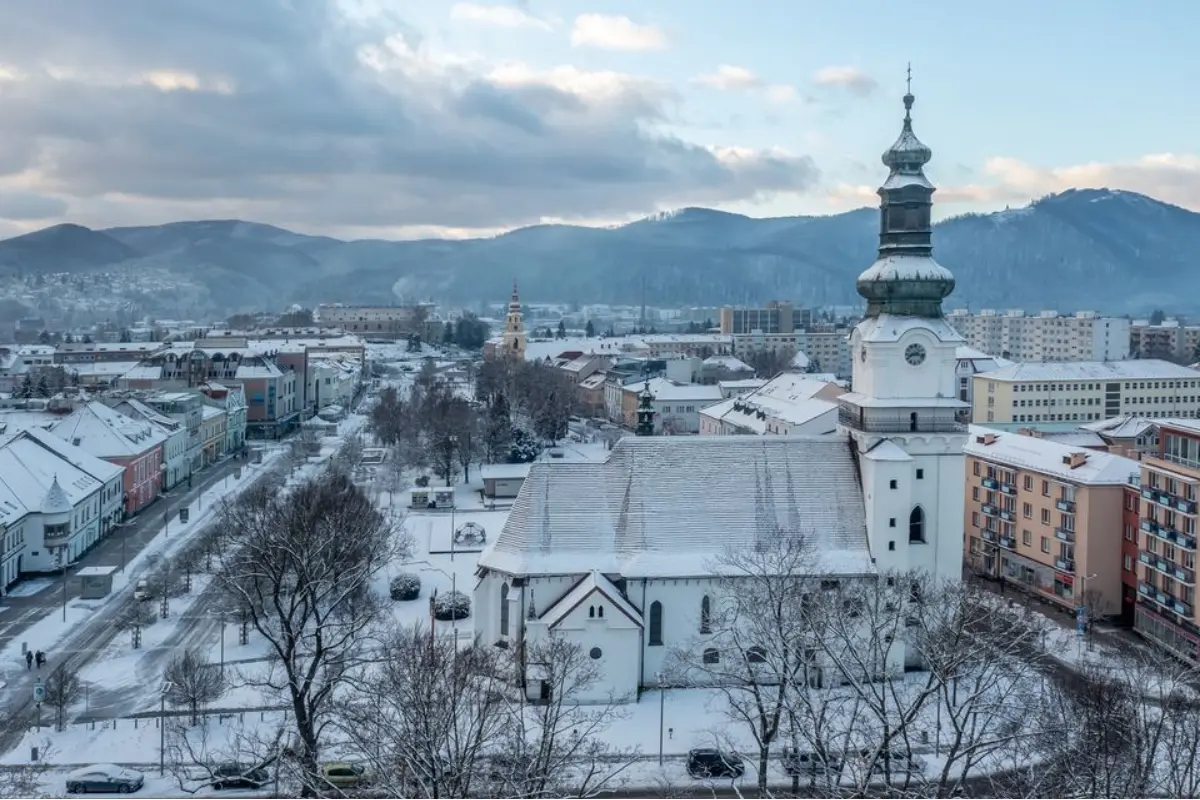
[0,188,1194,315]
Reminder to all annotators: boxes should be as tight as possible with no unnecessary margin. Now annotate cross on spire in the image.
[906,62,912,95]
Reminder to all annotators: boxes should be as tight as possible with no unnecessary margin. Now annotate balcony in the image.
[982,477,999,490]
[1139,551,1196,586]
[1056,499,1076,513]
[1141,487,1199,516]
[999,536,1017,550]
[1179,498,1199,515]
[1055,528,1076,544]
[981,529,997,543]
[1138,581,1194,619]
[982,504,998,517]
[999,509,1015,522]
[1143,519,1199,550]
[1000,483,1017,495]
[1055,558,1076,574]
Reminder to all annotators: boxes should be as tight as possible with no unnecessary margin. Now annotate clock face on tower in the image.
[904,343,927,366]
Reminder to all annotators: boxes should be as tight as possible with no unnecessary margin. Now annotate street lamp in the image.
[1077,572,1099,657]
[417,562,460,670]
[655,672,666,765]
[159,681,174,776]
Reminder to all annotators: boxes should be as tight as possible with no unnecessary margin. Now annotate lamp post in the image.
[59,549,68,623]
[159,681,174,776]
[448,435,458,562]
[655,672,666,765]
[418,563,459,670]
[1076,572,1099,657]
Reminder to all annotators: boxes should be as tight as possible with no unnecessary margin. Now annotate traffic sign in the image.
[33,681,45,704]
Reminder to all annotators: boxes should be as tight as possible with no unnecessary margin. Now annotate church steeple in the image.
[635,382,656,436]
[856,67,955,319]
[502,278,527,358]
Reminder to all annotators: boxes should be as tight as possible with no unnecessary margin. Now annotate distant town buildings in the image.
[1130,317,1200,363]
[946,309,1130,363]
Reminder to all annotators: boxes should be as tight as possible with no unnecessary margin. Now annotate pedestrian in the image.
[35,650,44,669]
[24,650,32,670]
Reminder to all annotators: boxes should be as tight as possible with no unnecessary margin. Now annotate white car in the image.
[133,580,151,601]
[66,764,145,793]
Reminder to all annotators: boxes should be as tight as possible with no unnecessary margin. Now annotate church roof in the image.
[480,435,873,579]
[538,571,644,629]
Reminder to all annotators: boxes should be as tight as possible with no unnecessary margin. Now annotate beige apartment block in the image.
[964,426,1138,617]
[972,360,1200,425]
[1131,419,1200,663]
[946,309,1129,363]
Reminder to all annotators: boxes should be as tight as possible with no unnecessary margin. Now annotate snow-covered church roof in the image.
[480,435,873,579]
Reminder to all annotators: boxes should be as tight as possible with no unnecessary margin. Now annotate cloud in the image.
[692,65,798,105]
[826,153,1200,213]
[449,3,552,31]
[813,66,878,97]
[570,14,667,51]
[0,0,818,237]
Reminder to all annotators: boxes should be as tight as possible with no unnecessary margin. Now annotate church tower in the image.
[635,383,656,436]
[838,74,967,587]
[502,279,527,359]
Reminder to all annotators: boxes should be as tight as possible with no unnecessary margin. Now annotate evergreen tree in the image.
[556,320,566,339]
[63,333,74,344]
[35,374,50,398]
[483,394,513,463]
[442,320,455,345]
[16,374,33,399]
[585,320,595,337]
[37,330,51,345]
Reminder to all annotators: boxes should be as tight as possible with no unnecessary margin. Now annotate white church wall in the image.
[858,454,912,575]
[547,596,641,704]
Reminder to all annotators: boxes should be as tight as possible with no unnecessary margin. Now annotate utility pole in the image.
[159,681,174,776]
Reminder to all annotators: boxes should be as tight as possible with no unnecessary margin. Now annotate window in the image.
[1041,537,1050,554]
[745,646,767,664]
[889,518,896,528]
[889,479,898,490]
[648,601,663,646]
[1023,503,1032,518]
[499,583,510,636]
[1042,480,1050,496]
[588,605,595,619]
[916,469,924,480]
[908,506,925,544]
[1022,530,1032,546]
[1041,509,1051,524]
[1123,555,1133,572]
[700,595,712,634]
[702,648,720,664]
[888,541,896,551]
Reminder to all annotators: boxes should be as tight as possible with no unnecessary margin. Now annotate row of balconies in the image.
[1055,528,1075,544]
[1141,518,1198,550]
[981,476,1018,495]
[1141,486,1199,516]
[1138,581,1194,619]
[1139,550,1197,586]
[1056,498,1076,513]
[1055,557,1076,574]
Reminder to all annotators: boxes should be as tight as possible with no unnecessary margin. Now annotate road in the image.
[0,448,291,754]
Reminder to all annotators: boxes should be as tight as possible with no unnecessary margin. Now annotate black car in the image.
[686,748,745,779]
[211,763,270,791]
[780,747,844,776]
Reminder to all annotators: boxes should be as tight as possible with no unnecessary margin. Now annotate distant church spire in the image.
[855,67,955,319]
[635,381,655,436]
[502,278,527,358]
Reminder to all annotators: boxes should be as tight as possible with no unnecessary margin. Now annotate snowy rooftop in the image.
[979,360,1200,383]
[521,336,641,363]
[21,427,125,484]
[0,409,59,438]
[856,313,965,344]
[67,360,141,378]
[200,405,225,421]
[622,377,724,403]
[1079,415,1158,440]
[481,436,873,579]
[717,378,766,391]
[479,463,533,480]
[112,397,180,431]
[702,355,753,371]
[235,362,284,379]
[955,345,1013,368]
[49,400,169,457]
[0,432,112,523]
[966,425,1139,485]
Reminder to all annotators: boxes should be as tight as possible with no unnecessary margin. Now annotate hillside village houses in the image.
[474,88,971,702]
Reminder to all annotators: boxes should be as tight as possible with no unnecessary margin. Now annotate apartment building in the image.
[718,301,797,335]
[699,373,844,436]
[635,334,732,359]
[955,346,1012,408]
[1129,419,1200,663]
[972,360,1200,424]
[316,304,424,334]
[53,341,166,365]
[1130,319,1200,363]
[947,309,1130,363]
[618,378,723,433]
[964,426,1138,618]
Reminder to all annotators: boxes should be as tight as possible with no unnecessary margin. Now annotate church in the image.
[473,87,967,704]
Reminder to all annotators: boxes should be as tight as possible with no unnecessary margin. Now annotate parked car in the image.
[133,580,151,601]
[322,762,370,789]
[781,747,844,776]
[65,764,145,794]
[860,748,927,776]
[686,748,745,779]
[210,763,269,791]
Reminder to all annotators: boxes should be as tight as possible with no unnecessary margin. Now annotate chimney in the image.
[975,433,997,446]
[1062,452,1088,469]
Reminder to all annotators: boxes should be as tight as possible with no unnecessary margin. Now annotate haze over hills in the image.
[0,188,1195,316]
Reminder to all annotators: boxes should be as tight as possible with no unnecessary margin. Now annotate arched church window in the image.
[589,605,595,618]
[700,595,712,634]
[649,601,663,646]
[500,583,510,636]
[909,506,926,543]
[598,605,604,619]
[703,648,720,665]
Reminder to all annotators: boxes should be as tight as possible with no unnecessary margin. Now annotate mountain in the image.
[0,188,1197,314]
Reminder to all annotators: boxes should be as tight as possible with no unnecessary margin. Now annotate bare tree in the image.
[329,432,364,477]
[0,740,54,797]
[165,649,227,725]
[42,665,82,732]
[667,533,821,794]
[335,624,509,798]
[213,471,410,795]
[489,636,637,798]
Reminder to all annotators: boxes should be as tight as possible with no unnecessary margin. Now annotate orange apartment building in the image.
[964,426,1139,620]
[1129,419,1200,663]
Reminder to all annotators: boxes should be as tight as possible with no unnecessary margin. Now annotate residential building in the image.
[619,378,723,433]
[143,391,204,474]
[718,301,796,335]
[0,427,125,577]
[601,359,693,423]
[946,309,1131,362]
[699,373,844,435]
[472,88,966,702]
[110,397,191,491]
[955,346,1013,408]
[697,355,755,384]
[1129,319,1200,363]
[200,405,227,466]
[1128,419,1200,663]
[48,401,167,516]
[972,360,1200,424]
[199,382,248,454]
[634,334,732,360]
[316,303,431,337]
[0,345,55,393]
[796,327,852,378]
[964,426,1137,618]
[53,341,166,365]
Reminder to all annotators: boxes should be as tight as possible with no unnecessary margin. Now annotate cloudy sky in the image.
[1,0,1198,240]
